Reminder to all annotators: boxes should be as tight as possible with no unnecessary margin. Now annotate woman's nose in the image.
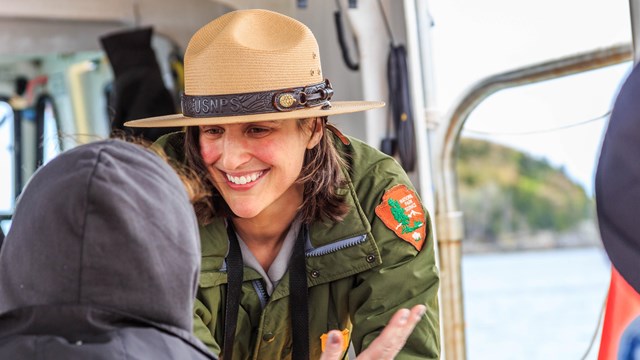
[220,135,252,170]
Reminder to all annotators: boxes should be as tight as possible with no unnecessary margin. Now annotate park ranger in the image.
[127,8,440,360]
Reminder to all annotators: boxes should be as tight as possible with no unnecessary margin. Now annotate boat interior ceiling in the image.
[0,0,233,55]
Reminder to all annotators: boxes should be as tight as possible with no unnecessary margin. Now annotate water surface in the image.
[463,247,610,359]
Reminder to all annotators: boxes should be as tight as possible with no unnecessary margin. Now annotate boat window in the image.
[430,0,631,358]
[455,60,629,360]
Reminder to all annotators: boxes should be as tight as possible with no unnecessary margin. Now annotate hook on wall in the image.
[133,2,141,28]
[333,0,360,71]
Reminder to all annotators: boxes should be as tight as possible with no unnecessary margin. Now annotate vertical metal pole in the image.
[403,0,436,210]
[13,109,22,199]
[409,0,450,358]
[435,211,466,360]
[630,0,640,63]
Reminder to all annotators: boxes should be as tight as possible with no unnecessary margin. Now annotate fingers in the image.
[357,304,426,360]
[320,305,427,360]
[393,304,426,342]
[319,330,346,360]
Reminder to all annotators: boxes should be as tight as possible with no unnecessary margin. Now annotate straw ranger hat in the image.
[124,8,384,128]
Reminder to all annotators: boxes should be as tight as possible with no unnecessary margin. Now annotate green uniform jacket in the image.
[156,132,440,360]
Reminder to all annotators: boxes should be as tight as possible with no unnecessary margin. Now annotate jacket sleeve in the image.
[151,131,187,163]
[347,154,440,359]
[194,292,222,355]
[350,213,440,359]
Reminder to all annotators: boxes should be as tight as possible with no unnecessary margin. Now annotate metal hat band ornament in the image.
[182,79,334,117]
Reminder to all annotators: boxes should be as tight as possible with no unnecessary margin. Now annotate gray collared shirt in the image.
[236,218,302,295]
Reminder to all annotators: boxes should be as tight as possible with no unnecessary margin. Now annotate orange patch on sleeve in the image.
[320,328,350,353]
[375,184,427,251]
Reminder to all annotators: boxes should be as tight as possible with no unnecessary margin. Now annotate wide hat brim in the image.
[124,100,384,128]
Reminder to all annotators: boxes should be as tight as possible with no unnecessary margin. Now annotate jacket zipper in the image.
[222,233,367,304]
[252,279,269,309]
[305,234,367,257]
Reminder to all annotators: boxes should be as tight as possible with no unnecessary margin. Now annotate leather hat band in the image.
[181,79,333,118]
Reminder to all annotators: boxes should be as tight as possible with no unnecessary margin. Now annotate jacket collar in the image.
[307,174,371,248]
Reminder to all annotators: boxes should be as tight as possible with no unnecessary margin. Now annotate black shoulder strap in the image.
[224,220,310,360]
[223,220,244,360]
[290,225,310,360]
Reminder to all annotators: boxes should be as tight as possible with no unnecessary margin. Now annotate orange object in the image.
[320,328,350,353]
[25,75,48,104]
[375,184,427,251]
[598,267,640,359]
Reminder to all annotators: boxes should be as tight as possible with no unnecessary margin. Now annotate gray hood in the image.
[0,139,200,332]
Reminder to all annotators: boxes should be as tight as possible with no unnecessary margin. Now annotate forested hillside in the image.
[456,137,597,252]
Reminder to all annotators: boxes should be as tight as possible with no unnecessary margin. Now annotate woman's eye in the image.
[246,127,271,137]
[203,127,223,135]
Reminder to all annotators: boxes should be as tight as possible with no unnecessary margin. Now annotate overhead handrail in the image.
[434,42,633,360]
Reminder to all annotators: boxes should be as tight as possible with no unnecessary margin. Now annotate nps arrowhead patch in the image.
[375,184,427,251]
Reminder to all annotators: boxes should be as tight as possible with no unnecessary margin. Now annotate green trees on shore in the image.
[456,138,593,248]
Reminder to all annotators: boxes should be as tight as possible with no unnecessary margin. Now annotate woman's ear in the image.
[306,117,324,149]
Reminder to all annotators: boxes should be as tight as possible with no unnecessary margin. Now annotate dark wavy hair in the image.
[184,117,349,225]
[111,130,211,207]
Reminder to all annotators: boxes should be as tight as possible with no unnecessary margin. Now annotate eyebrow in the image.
[247,120,283,126]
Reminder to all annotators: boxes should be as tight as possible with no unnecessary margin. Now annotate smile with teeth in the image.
[226,171,264,185]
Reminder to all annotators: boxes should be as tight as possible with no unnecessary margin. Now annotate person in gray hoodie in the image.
[0,139,216,360]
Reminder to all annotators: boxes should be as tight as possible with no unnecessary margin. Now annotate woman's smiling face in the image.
[199,119,321,220]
